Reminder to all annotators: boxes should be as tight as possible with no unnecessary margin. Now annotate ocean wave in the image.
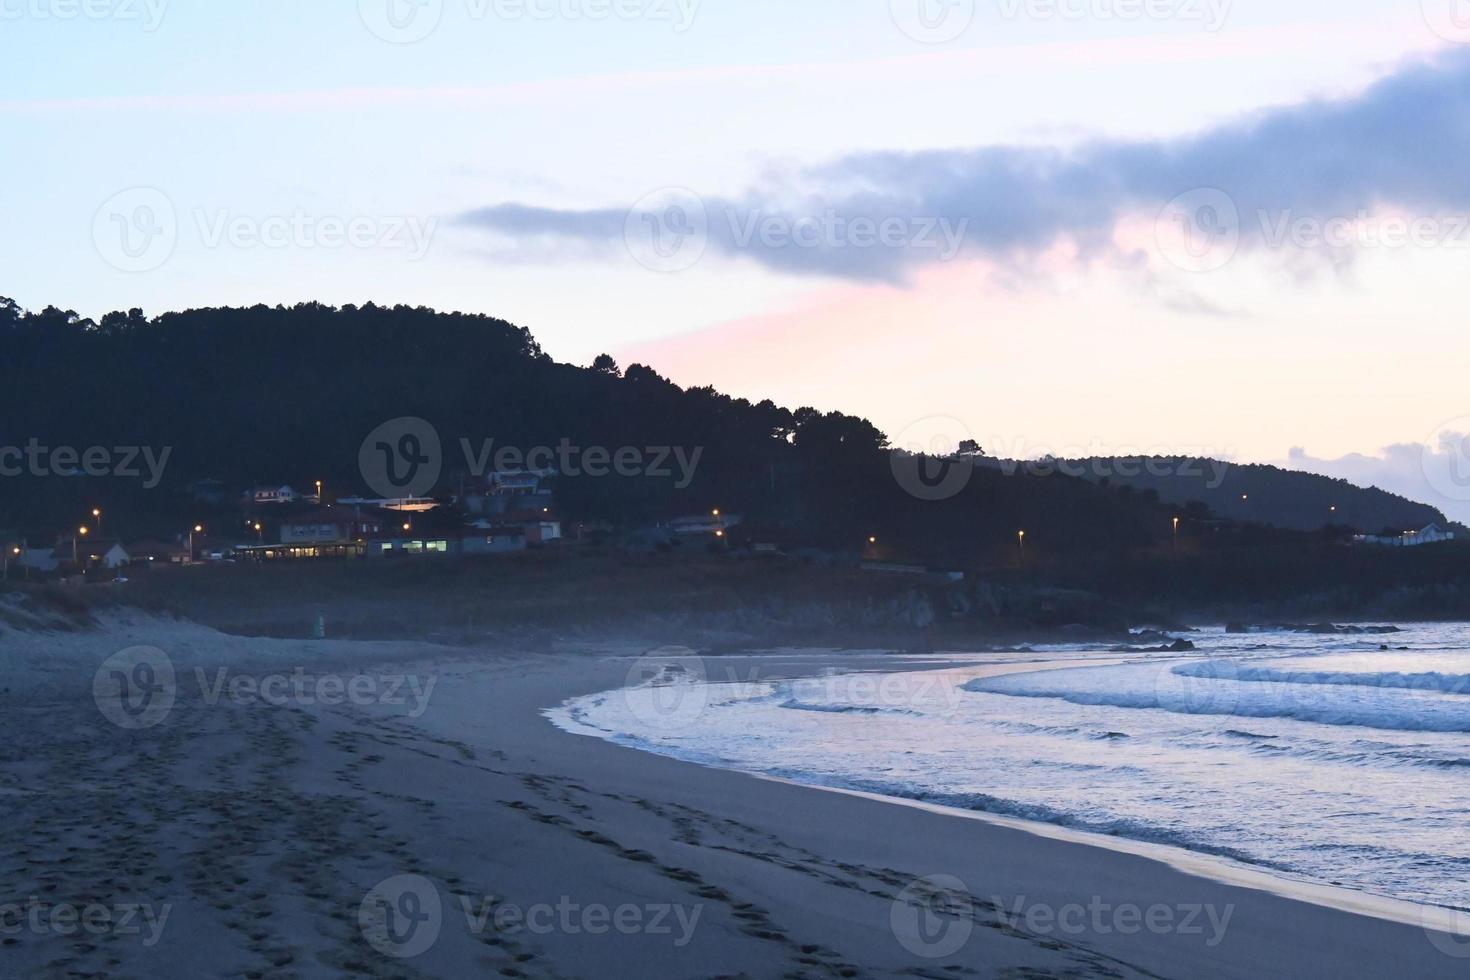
[966,662,1470,732]
[1175,662,1470,695]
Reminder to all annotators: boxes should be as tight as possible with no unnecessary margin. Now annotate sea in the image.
[549,624,1470,910]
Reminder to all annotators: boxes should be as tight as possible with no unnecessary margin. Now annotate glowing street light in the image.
[92,507,102,534]
[188,524,203,562]
[1173,516,1180,548]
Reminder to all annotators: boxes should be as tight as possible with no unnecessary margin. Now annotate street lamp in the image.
[188,524,203,562]
[253,522,263,544]
[1018,529,1026,557]
[92,508,102,535]
[315,480,323,503]
[3,545,18,582]
[1172,516,1180,548]
[75,526,89,564]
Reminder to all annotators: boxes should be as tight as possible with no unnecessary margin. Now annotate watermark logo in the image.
[995,0,1230,31]
[1158,189,1470,272]
[890,0,975,43]
[621,647,709,733]
[1156,188,1240,273]
[1422,0,1470,43]
[93,187,177,274]
[891,874,974,958]
[1422,904,1470,958]
[625,188,708,273]
[193,209,436,260]
[460,437,702,488]
[0,898,172,947]
[93,646,176,730]
[359,0,444,42]
[725,208,968,261]
[360,417,443,499]
[0,0,169,30]
[1422,417,1470,503]
[994,895,1234,945]
[1153,659,1241,717]
[890,416,979,502]
[360,874,443,958]
[195,668,438,718]
[463,895,702,944]
[0,440,171,488]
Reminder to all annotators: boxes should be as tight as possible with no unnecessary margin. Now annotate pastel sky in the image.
[5,0,1470,516]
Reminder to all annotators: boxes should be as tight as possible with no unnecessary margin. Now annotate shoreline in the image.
[8,611,1470,977]
[547,652,1470,938]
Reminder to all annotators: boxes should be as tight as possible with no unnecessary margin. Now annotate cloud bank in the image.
[457,49,1470,280]
[1284,433,1470,526]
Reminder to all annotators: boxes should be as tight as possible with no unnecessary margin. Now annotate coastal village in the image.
[0,468,745,583]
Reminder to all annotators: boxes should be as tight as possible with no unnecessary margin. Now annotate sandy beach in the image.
[4,606,1468,979]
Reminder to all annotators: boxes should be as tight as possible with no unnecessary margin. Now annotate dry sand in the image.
[2,608,1468,978]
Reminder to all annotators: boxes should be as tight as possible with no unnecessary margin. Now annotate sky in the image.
[5,0,1470,517]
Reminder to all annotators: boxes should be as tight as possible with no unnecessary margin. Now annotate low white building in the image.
[1354,524,1457,547]
[244,485,299,506]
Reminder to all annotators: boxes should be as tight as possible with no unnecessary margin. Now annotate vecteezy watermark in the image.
[92,187,436,273]
[1421,904,1470,958]
[993,895,1235,946]
[0,898,172,947]
[1421,0,1470,44]
[1156,188,1241,273]
[93,187,178,274]
[194,667,438,719]
[0,440,172,488]
[724,209,968,261]
[358,0,700,44]
[889,0,976,44]
[890,416,981,503]
[0,0,169,30]
[624,188,709,273]
[988,439,1233,490]
[462,896,702,946]
[93,647,441,729]
[360,875,442,958]
[788,670,966,718]
[622,188,970,274]
[359,417,704,499]
[622,647,711,733]
[360,417,444,500]
[459,438,702,487]
[93,647,177,730]
[194,209,436,260]
[1421,417,1470,504]
[1153,660,1241,717]
[359,874,702,959]
[1157,189,1470,273]
[890,875,974,958]
[996,0,1231,31]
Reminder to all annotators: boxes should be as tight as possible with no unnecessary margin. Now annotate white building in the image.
[1354,524,1458,547]
[244,485,299,506]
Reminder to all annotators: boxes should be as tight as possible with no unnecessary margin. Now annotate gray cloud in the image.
[456,50,1470,280]
[1283,437,1470,526]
